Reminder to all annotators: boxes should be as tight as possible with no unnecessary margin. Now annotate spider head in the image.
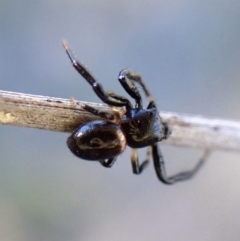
[121,108,166,148]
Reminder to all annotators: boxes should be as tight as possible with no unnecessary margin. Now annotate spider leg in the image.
[79,103,116,121]
[106,91,131,103]
[131,147,151,174]
[62,41,132,110]
[152,143,210,184]
[118,69,153,108]
[99,157,117,168]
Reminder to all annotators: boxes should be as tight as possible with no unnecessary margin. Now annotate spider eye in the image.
[90,138,103,147]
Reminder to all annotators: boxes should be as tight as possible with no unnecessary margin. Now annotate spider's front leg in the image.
[62,41,132,110]
[152,144,210,184]
[118,69,153,107]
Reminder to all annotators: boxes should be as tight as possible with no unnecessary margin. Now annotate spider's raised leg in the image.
[100,157,117,168]
[118,69,153,107]
[131,147,151,174]
[62,41,132,110]
[152,143,210,184]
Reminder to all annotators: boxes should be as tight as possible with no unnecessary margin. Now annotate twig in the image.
[1,90,240,152]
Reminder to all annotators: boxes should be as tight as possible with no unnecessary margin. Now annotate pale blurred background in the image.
[1,1,240,241]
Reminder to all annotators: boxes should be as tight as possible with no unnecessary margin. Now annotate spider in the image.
[62,41,208,184]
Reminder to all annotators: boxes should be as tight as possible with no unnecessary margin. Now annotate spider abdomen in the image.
[67,120,126,160]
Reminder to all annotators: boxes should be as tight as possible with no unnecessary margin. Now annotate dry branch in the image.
[1,90,240,152]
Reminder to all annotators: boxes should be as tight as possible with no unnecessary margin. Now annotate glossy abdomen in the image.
[67,120,126,160]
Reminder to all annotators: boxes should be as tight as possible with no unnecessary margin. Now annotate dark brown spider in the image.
[63,41,208,184]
